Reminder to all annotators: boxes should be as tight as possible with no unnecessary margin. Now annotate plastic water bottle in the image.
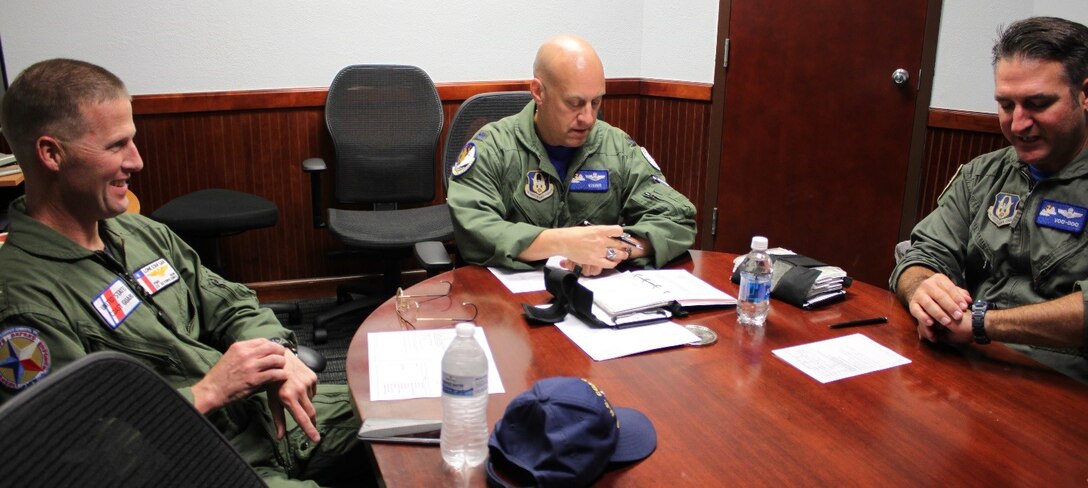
[737,236,773,326]
[440,322,489,468]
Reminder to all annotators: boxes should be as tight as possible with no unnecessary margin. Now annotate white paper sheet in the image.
[488,266,548,294]
[489,256,617,294]
[772,333,911,383]
[367,328,505,401]
[554,314,700,361]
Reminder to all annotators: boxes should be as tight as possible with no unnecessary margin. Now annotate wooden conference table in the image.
[346,250,1088,486]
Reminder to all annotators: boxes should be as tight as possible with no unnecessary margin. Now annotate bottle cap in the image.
[750,236,768,251]
[455,322,476,337]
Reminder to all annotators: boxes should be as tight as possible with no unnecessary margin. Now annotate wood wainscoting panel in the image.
[130,81,712,284]
[911,110,1008,227]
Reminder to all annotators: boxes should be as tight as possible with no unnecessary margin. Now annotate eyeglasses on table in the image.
[394,280,478,329]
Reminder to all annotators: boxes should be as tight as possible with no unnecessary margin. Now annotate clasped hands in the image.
[907,273,975,344]
[556,224,639,277]
[192,338,321,443]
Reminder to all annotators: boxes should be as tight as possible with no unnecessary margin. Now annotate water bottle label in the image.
[741,280,771,303]
[442,373,487,397]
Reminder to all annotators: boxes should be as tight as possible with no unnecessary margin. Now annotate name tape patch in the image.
[133,258,179,296]
[570,169,609,192]
[92,279,141,330]
[1036,199,1087,234]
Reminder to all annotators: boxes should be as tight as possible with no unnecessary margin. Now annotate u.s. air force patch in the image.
[0,326,51,391]
[525,170,554,201]
[987,192,1020,227]
[451,142,477,178]
[640,147,662,171]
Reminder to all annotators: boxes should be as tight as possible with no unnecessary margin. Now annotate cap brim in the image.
[610,406,657,464]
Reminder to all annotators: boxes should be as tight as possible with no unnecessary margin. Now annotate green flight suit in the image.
[0,198,363,487]
[890,146,1088,382]
[447,101,697,269]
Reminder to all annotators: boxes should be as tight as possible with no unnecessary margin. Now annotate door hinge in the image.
[722,39,730,69]
[711,207,719,236]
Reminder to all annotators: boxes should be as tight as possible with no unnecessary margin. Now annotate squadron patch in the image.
[0,326,51,391]
[92,278,141,330]
[987,192,1020,227]
[570,169,609,192]
[524,170,554,201]
[133,258,179,296]
[1036,199,1087,234]
[451,142,477,178]
[640,147,662,171]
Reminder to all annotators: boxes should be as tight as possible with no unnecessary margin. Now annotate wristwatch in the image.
[269,337,298,354]
[971,300,991,345]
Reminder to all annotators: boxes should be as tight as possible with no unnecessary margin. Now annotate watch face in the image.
[972,300,988,313]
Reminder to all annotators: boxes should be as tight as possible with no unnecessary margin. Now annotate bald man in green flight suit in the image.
[448,34,697,276]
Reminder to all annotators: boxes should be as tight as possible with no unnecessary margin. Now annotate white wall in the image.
[932,0,1088,113]
[6,1,1087,115]
[0,1,718,95]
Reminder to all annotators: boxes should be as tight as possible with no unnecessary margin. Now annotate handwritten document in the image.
[772,333,911,383]
[368,328,505,401]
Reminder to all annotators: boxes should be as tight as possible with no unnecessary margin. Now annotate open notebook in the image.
[582,269,736,320]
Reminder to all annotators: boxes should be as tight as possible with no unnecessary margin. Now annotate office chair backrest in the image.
[325,64,443,206]
[442,91,533,193]
[0,351,264,488]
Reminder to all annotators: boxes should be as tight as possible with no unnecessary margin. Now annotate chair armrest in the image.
[414,241,453,277]
[302,158,327,172]
[302,158,328,229]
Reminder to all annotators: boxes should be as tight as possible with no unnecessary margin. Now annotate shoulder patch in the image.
[640,147,662,171]
[0,326,52,391]
[451,142,477,178]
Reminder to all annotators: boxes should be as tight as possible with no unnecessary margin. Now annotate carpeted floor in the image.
[267,297,364,384]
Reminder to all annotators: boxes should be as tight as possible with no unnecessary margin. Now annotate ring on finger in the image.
[605,247,618,261]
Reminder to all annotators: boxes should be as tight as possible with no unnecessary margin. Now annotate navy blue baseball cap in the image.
[487,377,657,487]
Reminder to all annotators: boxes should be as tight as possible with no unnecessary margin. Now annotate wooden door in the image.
[706,0,937,285]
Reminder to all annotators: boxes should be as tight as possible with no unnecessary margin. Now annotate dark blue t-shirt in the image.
[544,144,577,180]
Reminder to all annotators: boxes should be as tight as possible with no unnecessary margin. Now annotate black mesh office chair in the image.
[0,352,265,488]
[303,64,448,343]
[414,91,534,275]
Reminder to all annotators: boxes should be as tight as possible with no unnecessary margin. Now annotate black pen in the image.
[828,316,888,329]
[582,220,643,250]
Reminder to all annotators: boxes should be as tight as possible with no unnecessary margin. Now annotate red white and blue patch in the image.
[0,326,51,391]
[1036,199,1087,234]
[133,258,179,296]
[92,279,141,330]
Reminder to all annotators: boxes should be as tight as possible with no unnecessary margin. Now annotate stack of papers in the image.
[733,248,848,308]
[0,154,20,177]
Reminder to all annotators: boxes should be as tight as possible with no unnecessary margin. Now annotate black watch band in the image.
[269,337,298,354]
[971,300,991,345]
